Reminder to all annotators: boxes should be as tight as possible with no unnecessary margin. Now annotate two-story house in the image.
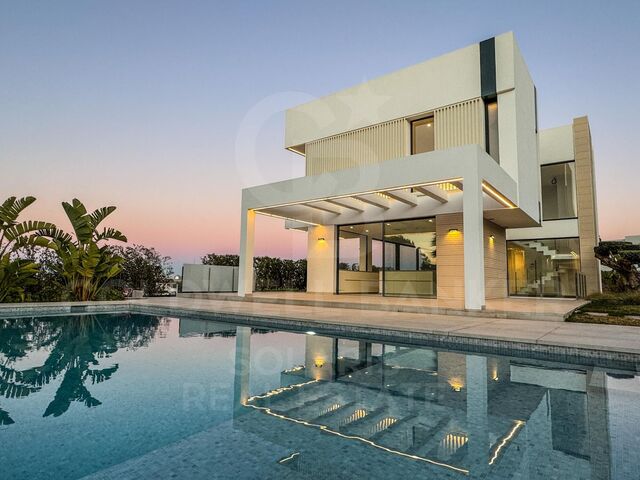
[237,32,600,310]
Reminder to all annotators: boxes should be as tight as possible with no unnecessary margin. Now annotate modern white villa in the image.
[238,32,600,310]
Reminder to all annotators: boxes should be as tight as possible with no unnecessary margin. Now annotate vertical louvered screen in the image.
[305,118,407,175]
[434,98,485,150]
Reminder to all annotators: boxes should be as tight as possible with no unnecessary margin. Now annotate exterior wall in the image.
[285,41,482,148]
[484,220,508,299]
[306,225,336,293]
[304,97,485,176]
[506,118,601,296]
[573,116,601,294]
[495,34,540,222]
[436,214,507,301]
[436,213,465,301]
[538,125,574,165]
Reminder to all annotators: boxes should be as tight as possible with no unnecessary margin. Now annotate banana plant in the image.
[0,196,54,302]
[38,199,127,301]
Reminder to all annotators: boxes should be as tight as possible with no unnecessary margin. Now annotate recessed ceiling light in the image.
[306,331,316,335]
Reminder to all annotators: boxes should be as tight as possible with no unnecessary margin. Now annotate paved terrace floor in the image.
[180,291,586,322]
[133,296,640,356]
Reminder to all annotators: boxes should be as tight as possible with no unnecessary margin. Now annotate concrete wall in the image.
[307,225,337,293]
[539,125,574,165]
[285,40,483,148]
[495,33,540,223]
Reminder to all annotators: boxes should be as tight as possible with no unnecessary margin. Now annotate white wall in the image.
[539,125,574,165]
[285,41,482,147]
[307,225,336,293]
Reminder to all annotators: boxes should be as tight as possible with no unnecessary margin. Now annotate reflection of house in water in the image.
[233,327,613,479]
[178,318,272,338]
[179,318,238,337]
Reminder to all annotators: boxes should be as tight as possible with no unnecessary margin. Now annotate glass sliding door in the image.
[382,218,437,297]
[507,238,581,297]
[337,223,382,294]
[337,217,437,297]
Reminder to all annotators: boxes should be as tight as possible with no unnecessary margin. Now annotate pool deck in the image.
[180,291,586,322]
[2,296,639,362]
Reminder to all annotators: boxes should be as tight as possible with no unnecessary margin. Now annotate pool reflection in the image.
[224,323,634,480]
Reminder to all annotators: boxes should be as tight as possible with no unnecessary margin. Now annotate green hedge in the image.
[202,253,306,291]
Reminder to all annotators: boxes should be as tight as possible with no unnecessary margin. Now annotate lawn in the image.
[568,292,640,326]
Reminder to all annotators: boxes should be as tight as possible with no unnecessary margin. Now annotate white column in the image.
[233,326,251,419]
[463,177,485,310]
[466,355,488,479]
[238,207,255,297]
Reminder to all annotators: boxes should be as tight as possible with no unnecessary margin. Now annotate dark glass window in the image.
[541,162,577,220]
[485,99,499,162]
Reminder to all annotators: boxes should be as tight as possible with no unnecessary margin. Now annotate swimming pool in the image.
[0,313,638,479]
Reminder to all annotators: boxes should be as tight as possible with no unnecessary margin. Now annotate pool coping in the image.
[2,299,639,371]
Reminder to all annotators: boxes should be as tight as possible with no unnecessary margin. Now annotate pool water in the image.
[0,313,638,479]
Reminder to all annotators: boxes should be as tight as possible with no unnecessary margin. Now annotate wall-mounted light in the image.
[448,228,460,234]
[314,357,325,368]
[317,237,325,242]
[489,234,495,240]
[448,377,464,392]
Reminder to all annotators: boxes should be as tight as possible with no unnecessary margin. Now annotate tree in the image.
[112,244,173,296]
[0,196,54,302]
[38,199,127,301]
[202,252,306,291]
[594,241,640,291]
[0,314,163,421]
[21,246,67,302]
[201,253,239,266]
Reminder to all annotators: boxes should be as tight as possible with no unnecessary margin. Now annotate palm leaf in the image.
[4,220,56,242]
[95,227,127,243]
[88,206,116,230]
[62,199,93,244]
[0,196,36,225]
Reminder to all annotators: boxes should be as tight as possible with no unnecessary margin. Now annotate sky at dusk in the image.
[2,0,639,269]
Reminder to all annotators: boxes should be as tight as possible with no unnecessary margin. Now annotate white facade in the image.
[237,32,600,309]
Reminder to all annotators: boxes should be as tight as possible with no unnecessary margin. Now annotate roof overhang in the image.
[243,145,539,229]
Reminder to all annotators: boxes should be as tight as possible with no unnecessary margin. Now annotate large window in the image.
[485,99,499,163]
[337,223,382,294]
[337,218,436,297]
[507,238,581,297]
[541,161,577,220]
[382,218,436,297]
[411,117,434,154]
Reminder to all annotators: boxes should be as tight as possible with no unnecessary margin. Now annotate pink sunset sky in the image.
[2,2,639,269]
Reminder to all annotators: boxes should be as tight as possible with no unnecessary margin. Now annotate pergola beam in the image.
[353,194,390,210]
[413,186,447,204]
[303,202,341,215]
[382,190,418,207]
[324,198,365,213]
